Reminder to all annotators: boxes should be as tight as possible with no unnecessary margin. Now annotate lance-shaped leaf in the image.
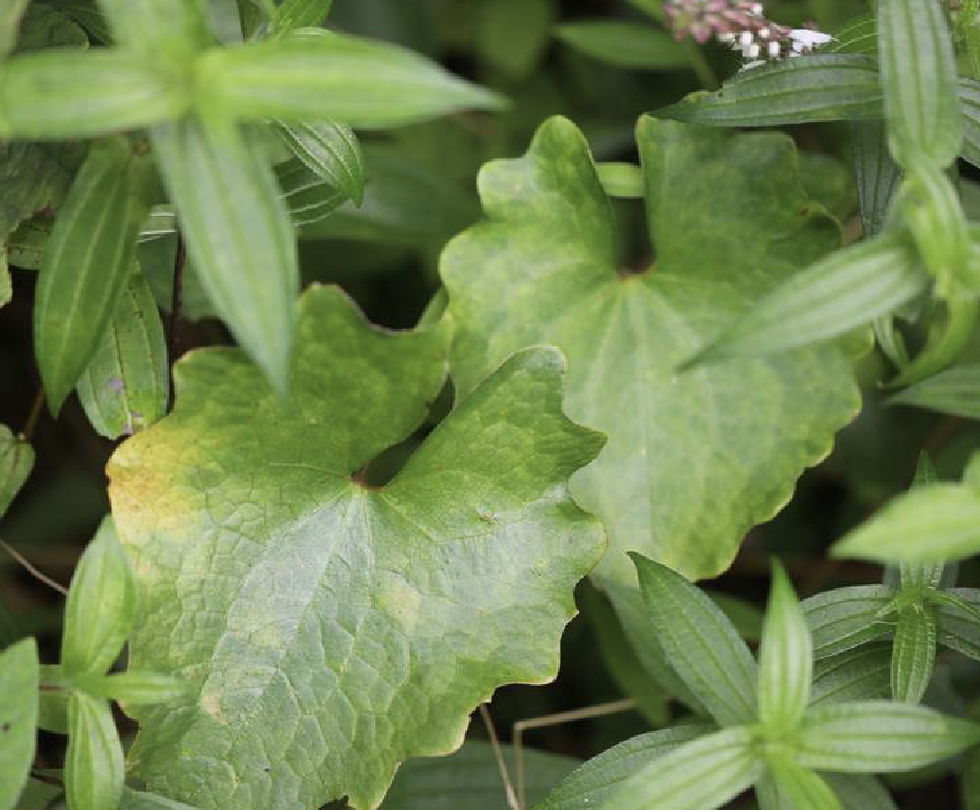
[0,425,33,518]
[765,751,842,810]
[274,120,365,206]
[633,555,757,726]
[890,608,936,703]
[0,638,38,810]
[851,121,901,239]
[802,586,894,658]
[795,701,980,772]
[71,670,188,706]
[828,12,876,55]
[654,55,883,127]
[960,78,980,171]
[443,115,859,580]
[151,114,298,396]
[275,158,349,227]
[823,775,898,810]
[877,0,962,168]
[107,286,605,810]
[271,0,334,35]
[809,644,892,707]
[77,270,169,440]
[61,517,136,676]
[555,21,688,71]
[685,232,928,367]
[0,50,189,140]
[833,455,980,563]
[0,0,29,57]
[936,587,980,662]
[758,561,812,729]
[197,31,505,129]
[888,365,980,420]
[533,724,712,810]
[601,726,761,810]
[65,692,125,810]
[34,137,152,413]
[898,456,943,589]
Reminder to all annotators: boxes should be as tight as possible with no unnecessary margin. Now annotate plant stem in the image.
[22,387,44,441]
[0,537,68,596]
[683,41,719,89]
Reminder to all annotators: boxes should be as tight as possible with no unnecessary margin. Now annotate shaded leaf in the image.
[12,778,62,810]
[654,55,883,127]
[877,0,962,167]
[443,115,858,580]
[888,364,980,420]
[795,701,980,772]
[822,774,897,810]
[0,638,38,810]
[76,270,169,440]
[150,114,298,396]
[0,425,33,519]
[0,0,29,58]
[851,121,901,239]
[197,30,505,128]
[959,77,980,171]
[474,0,554,79]
[601,726,761,810]
[809,644,892,707]
[107,287,605,810]
[34,137,152,413]
[61,517,136,676]
[828,12,876,55]
[532,724,712,810]
[935,587,980,662]
[801,585,894,659]
[555,21,688,71]
[271,0,334,34]
[633,555,757,726]
[274,120,365,206]
[65,693,124,810]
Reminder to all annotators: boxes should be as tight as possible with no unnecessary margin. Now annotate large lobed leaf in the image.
[442,115,860,580]
[108,286,605,810]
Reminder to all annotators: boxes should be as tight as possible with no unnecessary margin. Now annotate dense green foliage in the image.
[5,1,980,809]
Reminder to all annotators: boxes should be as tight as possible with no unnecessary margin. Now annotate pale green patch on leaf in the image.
[107,286,605,810]
[555,21,688,71]
[66,692,125,810]
[758,561,811,730]
[77,270,169,440]
[533,724,712,810]
[600,726,761,810]
[0,638,38,810]
[61,516,136,676]
[795,701,980,772]
[151,114,298,396]
[0,425,33,519]
[442,114,859,580]
[633,555,757,726]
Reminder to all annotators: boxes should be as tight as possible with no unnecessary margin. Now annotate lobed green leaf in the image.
[151,114,298,396]
[61,516,136,676]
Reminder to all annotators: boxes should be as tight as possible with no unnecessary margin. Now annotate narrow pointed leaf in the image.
[796,701,980,772]
[758,561,812,729]
[274,120,365,205]
[822,775,898,810]
[851,121,901,238]
[197,31,506,128]
[555,21,688,70]
[275,158,349,227]
[34,138,152,414]
[151,115,298,395]
[890,608,936,703]
[107,287,605,810]
[0,425,33,518]
[899,457,943,589]
[877,0,962,167]
[601,727,761,810]
[685,233,929,366]
[888,364,980,420]
[272,0,334,34]
[65,692,124,810]
[534,724,712,810]
[61,516,136,676]
[0,51,189,140]
[654,55,883,127]
[828,13,876,55]
[632,555,757,726]
[70,671,187,706]
[77,270,169,440]
[935,587,980,662]
[0,638,38,810]
[959,77,980,171]
[809,644,892,707]
[801,585,894,659]
[0,0,29,57]
[766,751,842,810]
